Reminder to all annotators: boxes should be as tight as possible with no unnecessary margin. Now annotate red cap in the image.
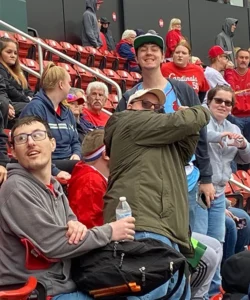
[67,94,85,105]
[208,46,232,59]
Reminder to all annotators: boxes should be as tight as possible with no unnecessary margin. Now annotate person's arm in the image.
[224,69,236,90]
[130,106,210,146]
[215,34,226,50]
[118,44,136,61]
[1,182,112,259]
[70,115,81,158]
[166,31,179,54]
[0,67,29,103]
[82,14,99,47]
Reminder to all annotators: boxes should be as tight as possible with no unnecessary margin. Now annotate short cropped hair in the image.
[207,85,235,107]
[122,30,136,40]
[86,81,109,98]
[11,116,53,147]
[82,129,105,157]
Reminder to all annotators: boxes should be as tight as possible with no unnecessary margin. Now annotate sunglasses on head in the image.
[213,97,232,107]
[132,99,163,111]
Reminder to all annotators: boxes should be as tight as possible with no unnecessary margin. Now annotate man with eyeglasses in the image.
[104,87,211,299]
[0,115,136,300]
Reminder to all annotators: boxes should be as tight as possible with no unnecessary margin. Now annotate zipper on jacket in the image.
[119,253,125,269]
[113,241,119,257]
[139,267,146,286]
[170,261,174,283]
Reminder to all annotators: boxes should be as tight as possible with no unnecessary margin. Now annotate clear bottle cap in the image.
[119,197,126,201]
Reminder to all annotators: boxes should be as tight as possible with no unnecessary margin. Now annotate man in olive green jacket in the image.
[104,89,210,256]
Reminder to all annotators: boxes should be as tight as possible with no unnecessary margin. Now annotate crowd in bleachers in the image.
[1,0,250,299]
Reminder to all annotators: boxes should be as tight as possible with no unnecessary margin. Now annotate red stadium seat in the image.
[0,31,16,40]
[225,181,243,208]
[73,45,94,66]
[99,49,118,70]
[21,58,40,91]
[56,62,78,86]
[229,173,250,211]
[85,47,104,68]
[34,38,47,61]
[60,42,78,59]
[116,70,137,90]
[0,277,37,300]
[115,54,127,70]
[130,71,142,83]
[14,34,34,59]
[44,39,64,62]
[102,69,125,93]
[73,65,96,90]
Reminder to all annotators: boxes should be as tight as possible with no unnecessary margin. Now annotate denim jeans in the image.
[223,207,250,262]
[128,231,190,300]
[193,193,226,297]
[53,292,92,300]
[188,182,198,232]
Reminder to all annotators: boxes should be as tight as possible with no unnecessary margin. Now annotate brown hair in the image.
[174,40,191,55]
[40,62,68,91]
[0,37,28,88]
[207,85,235,107]
[82,129,105,157]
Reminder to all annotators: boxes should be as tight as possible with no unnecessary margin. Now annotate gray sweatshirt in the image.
[0,163,112,296]
[206,111,250,196]
[81,0,102,47]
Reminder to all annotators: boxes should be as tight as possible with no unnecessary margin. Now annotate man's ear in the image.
[51,138,56,152]
[11,146,17,160]
[127,103,132,110]
[102,151,110,161]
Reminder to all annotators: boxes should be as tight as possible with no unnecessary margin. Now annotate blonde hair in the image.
[40,62,68,91]
[82,129,105,157]
[174,40,192,55]
[0,37,28,88]
[168,18,181,31]
[122,30,137,40]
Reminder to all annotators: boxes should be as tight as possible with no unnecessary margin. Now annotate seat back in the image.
[236,170,250,187]
[0,277,37,300]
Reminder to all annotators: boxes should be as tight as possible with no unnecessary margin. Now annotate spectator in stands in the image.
[194,85,250,296]
[98,18,108,52]
[0,37,33,122]
[225,49,250,144]
[100,17,115,51]
[68,129,108,228]
[20,62,81,178]
[67,88,97,143]
[0,74,14,128]
[134,29,145,37]
[81,0,102,48]
[83,81,110,127]
[0,115,135,299]
[215,18,238,63]
[224,206,250,262]
[116,29,140,72]
[161,40,210,103]
[165,18,185,60]
[104,88,210,299]
[204,45,233,89]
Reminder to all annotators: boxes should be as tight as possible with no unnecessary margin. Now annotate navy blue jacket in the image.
[20,89,81,162]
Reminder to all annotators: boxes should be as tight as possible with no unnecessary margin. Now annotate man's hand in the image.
[226,61,234,69]
[66,220,88,244]
[225,209,239,221]
[178,106,189,111]
[70,154,81,161]
[109,217,135,241]
[199,183,215,208]
[57,171,71,180]
[8,104,15,120]
[0,166,7,184]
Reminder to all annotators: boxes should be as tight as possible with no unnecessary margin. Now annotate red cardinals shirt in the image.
[68,162,107,228]
[161,62,209,94]
[83,107,110,127]
[225,68,250,117]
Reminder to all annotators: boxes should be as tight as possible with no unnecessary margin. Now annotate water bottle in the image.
[116,197,132,220]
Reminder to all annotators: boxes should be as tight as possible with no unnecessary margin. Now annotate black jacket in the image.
[0,112,9,167]
[116,78,213,184]
[0,63,33,104]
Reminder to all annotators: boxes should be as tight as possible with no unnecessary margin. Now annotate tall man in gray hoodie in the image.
[0,116,135,300]
[215,17,238,63]
[81,0,103,48]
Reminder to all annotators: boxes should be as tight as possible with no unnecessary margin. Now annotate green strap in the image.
[187,238,207,269]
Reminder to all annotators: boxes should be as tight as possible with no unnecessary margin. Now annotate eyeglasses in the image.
[13,130,47,145]
[132,99,163,111]
[213,97,233,107]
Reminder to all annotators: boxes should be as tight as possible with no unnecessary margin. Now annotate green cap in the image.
[134,33,165,52]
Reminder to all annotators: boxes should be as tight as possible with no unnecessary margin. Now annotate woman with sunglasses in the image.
[194,85,250,295]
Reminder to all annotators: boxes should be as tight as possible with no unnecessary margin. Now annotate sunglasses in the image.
[132,99,163,111]
[213,97,232,107]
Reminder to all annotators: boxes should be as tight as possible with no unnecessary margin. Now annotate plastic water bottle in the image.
[116,197,132,220]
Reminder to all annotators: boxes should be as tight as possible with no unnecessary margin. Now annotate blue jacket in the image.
[20,89,81,161]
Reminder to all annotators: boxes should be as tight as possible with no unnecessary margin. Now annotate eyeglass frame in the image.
[213,97,233,107]
[12,130,48,145]
[130,99,163,111]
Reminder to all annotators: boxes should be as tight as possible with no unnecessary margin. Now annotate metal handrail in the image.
[0,20,122,99]
[21,63,41,79]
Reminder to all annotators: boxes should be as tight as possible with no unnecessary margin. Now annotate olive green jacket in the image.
[104,107,210,256]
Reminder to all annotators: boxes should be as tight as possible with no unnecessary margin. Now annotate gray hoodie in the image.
[81,0,102,47]
[0,163,112,296]
[215,18,238,63]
